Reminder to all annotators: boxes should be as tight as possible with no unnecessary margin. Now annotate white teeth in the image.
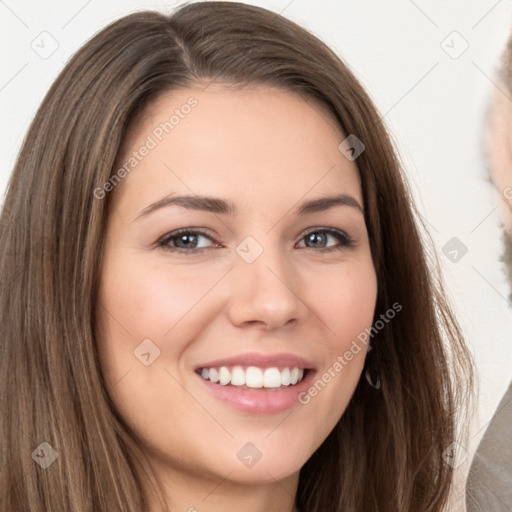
[246,366,263,388]
[209,368,219,383]
[218,367,231,385]
[230,366,246,386]
[263,368,282,388]
[199,365,307,388]
[281,367,291,386]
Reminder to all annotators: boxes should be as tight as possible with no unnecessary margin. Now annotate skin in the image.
[488,88,512,233]
[464,66,512,512]
[96,84,378,512]
[487,87,512,292]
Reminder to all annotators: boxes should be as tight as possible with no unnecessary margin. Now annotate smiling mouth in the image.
[196,366,309,390]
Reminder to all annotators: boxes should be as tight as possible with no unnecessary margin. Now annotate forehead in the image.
[111,84,363,216]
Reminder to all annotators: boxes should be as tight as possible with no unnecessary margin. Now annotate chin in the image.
[202,435,314,484]
[222,460,303,485]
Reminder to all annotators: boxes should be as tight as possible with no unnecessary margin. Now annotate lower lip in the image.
[196,370,316,414]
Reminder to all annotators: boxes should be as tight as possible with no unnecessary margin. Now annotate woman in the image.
[0,2,475,511]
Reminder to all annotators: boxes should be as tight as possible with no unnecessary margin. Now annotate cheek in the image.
[311,260,378,350]
[94,255,206,433]
[98,255,219,341]
[296,261,377,427]
[95,253,230,395]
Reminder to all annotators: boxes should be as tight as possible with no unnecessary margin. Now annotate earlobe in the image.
[365,367,381,390]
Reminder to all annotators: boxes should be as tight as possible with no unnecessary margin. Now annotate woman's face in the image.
[96,84,377,496]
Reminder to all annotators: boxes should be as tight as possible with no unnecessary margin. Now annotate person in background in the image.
[465,33,512,512]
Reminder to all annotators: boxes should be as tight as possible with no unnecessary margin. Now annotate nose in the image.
[226,239,306,330]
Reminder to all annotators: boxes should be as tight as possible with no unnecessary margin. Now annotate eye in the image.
[297,228,354,252]
[157,228,219,253]
[156,227,354,255]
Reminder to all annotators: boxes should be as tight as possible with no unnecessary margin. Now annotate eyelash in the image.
[156,227,355,255]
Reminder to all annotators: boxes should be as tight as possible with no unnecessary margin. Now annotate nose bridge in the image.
[228,233,302,328]
[236,231,289,278]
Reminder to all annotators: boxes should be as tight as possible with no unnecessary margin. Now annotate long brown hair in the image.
[0,2,475,510]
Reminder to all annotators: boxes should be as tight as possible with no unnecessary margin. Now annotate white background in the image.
[1,0,511,483]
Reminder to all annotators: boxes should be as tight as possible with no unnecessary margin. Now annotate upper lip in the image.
[194,352,316,371]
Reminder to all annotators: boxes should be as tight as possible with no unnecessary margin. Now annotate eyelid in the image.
[298,227,355,251]
[156,226,356,254]
[156,228,217,250]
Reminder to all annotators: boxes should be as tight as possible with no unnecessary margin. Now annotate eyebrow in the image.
[135,193,364,220]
